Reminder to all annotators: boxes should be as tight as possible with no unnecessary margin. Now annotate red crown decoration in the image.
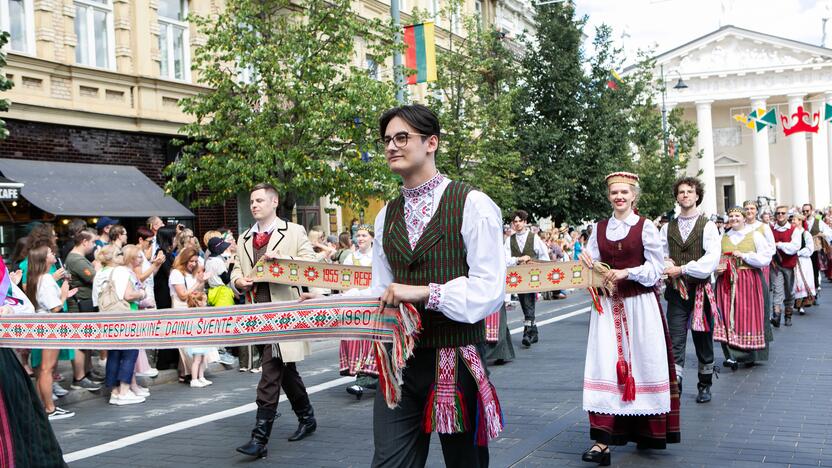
[780,105,819,136]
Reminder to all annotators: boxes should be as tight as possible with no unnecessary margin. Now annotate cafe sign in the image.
[0,182,23,201]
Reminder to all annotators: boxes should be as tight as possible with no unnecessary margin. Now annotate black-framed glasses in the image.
[380,131,428,150]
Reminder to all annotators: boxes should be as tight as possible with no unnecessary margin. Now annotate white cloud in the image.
[575,0,832,65]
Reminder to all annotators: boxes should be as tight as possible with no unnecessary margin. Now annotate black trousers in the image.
[811,251,821,296]
[255,344,311,419]
[372,347,489,468]
[518,292,536,323]
[665,286,714,383]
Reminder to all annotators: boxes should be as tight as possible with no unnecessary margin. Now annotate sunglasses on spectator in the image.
[775,211,787,215]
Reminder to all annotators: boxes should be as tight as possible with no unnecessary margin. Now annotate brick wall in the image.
[0,119,238,238]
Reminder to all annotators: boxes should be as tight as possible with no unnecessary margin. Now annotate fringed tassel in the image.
[374,303,423,410]
[622,375,636,402]
[422,385,437,433]
[431,386,467,434]
[616,358,629,385]
[475,382,505,446]
[588,288,604,314]
[373,341,400,409]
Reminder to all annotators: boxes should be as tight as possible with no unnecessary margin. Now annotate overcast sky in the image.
[575,0,832,65]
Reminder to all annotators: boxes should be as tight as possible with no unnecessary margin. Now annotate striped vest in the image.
[383,180,485,348]
[667,216,708,284]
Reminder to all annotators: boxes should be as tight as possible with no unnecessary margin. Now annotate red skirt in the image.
[588,299,681,449]
[714,269,766,350]
[339,340,378,376]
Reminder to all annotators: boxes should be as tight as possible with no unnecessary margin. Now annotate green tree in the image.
[0,32,14,139]
[164,0,402,218]
[419,11,521,214]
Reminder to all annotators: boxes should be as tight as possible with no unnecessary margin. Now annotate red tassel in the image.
[622,375,636,401]
[423,385,437,433]
[616,358,629,385]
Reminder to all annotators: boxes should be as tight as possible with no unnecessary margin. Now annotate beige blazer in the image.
[230,217,316,362]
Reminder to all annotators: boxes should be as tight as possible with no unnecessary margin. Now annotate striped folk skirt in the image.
[714,268,767,351]
[339,340,379,377]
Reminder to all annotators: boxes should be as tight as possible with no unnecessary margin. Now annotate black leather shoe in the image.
[770,313,781,328]
[521,326,532,347]
[346,385,364,400]
[722,359,738,371]
[530,324,539,344]
[288,407,317,442]
[581,444,610,466]
[695,383,711,403]
[785,316,793,327]
[236,416,274,458]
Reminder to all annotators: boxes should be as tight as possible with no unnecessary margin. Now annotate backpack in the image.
[97,268,130,312]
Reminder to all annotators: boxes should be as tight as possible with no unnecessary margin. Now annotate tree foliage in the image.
[0,32,14,139]
[164,0,402,217]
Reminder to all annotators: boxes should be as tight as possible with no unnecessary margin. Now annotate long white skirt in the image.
[794,256,816,299]
[583,292,670,416]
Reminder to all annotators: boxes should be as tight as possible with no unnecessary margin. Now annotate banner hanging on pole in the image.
[403,22,437,84]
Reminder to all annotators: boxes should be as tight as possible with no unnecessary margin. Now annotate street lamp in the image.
[660,64,688,159]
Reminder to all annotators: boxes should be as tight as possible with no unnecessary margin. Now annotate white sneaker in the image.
[250,367,262,374]
[190,379,208,388]
[47,407,75,420]
[109,391,146,406]
[135,368,159,378]
[131,387,151,397]
[199,378,212,386]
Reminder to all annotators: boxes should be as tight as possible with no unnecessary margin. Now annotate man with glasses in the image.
[505,209,550,347]
[801,203,832,304]
[770,206,801,327]
[357,104,505,467]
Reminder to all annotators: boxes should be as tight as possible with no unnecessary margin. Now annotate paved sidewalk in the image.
[52,290,832,467]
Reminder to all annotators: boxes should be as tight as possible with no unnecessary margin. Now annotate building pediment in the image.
[714,154,745,167]
[654,26,832,77]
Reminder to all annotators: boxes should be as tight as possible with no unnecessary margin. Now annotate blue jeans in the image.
[105,349,139,387]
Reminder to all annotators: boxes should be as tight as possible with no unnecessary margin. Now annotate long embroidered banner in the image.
[251,259,604,293]
[0,297,398,350]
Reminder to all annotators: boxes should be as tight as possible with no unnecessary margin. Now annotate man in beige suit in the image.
[233,183,318,459]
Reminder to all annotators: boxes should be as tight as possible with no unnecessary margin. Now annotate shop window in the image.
[74,0,115,69]
[158,0,190,81]
[0,0,34,54]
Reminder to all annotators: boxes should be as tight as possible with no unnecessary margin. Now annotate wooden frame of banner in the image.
[250,259,605,293]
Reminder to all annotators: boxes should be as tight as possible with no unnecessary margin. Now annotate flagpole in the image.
[391,0,405,103]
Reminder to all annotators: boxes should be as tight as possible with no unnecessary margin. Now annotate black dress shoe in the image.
[288,407,317,442]
[530,324,539,344]
[346,384,364,400]
[581,444,610,466]
[722,359,738,371]
[521,326,532,347]
[695,383,711,403]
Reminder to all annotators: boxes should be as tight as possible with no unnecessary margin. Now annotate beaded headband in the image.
[605,171,640,187]
[726,206,745,215]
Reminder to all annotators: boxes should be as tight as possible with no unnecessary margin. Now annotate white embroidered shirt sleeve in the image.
[625,218,664,287]
[429,190,506,324]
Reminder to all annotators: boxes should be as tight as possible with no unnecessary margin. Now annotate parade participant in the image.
[660,176,720,404]
[505,209,550,347]
[339,225,379,400]
[791,213,815,315]
[0,261,69,467]
[770,207,801,327]
[233,183,319,459]
[713,207,773,370]
[801,203,832,304]
[335,104,505,467]
[579,172,679,465]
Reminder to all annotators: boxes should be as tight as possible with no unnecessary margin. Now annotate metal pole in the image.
[661,64,669,159]
[391,0,405,103]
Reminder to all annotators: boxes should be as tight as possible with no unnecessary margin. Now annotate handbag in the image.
[97,269,131,312]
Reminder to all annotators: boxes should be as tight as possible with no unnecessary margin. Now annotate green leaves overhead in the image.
[0,32,14,140]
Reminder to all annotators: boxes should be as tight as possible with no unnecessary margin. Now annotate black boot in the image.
[236,411,275,458]
[530,324,539,344]
[785,307,793,327]
[695,373,712,403]
[770,312,781,328]
[288,406,317,442]
[521,326,532,347]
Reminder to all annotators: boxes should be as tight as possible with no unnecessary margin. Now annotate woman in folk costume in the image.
[713,207,774,370]
[791,213,816,314]
[578,172,680,466]
[0,260,69,467]
[338,225,379,399]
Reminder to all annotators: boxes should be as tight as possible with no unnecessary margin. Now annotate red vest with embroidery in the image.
[597,216,653,298]
[772,224,798,268]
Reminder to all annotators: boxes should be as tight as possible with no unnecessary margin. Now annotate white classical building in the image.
[655,25,832,215]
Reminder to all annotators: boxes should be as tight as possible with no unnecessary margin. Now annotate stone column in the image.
[827,92,832,207]
[812,96,830,207]
[750,96,772,199]
[787,93,810,206]
[696,101,718,215]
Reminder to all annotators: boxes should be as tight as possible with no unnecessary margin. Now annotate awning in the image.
[0,158,194,218]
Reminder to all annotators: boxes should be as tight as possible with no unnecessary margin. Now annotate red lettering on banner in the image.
[354,271,371,287]
[323,269,339,284]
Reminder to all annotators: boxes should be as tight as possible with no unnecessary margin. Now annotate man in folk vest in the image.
[504,209,550,347]
[660,177,721,403]
[801,203,832,304]
[349,104,505,467]
[770,206,802,327]
[233,183,319,459]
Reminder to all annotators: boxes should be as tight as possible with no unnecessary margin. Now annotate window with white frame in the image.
[430,0,440,27]
[365,57,379,81]
[74,0,114,68]
[158,0,189,81]
[451,4,461,35]
[1,0,35,54]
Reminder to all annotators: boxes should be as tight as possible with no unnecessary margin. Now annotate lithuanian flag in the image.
[404,22,437,85]
[606,69,623,90]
